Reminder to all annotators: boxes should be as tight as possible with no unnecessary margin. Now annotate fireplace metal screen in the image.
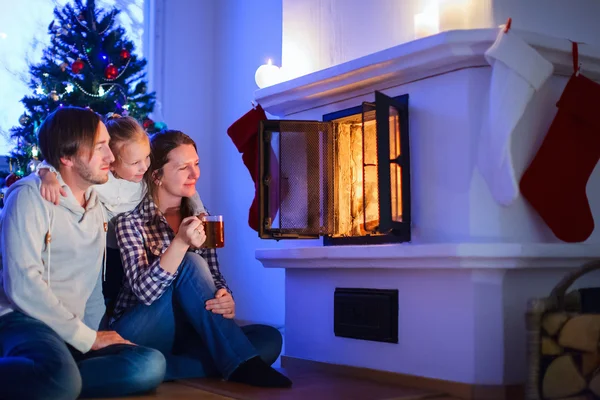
[261,121,335,237]
[259,91,410,245]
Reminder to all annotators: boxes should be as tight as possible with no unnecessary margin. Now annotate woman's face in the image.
[158,144,200,198]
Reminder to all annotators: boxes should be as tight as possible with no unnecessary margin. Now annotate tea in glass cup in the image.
[200,215,224,248]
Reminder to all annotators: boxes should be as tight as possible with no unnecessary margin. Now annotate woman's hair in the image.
[104,114,148,160]
[147,129,198,218]
[38,107,101,169]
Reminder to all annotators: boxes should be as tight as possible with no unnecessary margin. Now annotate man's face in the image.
[73,122,115,185]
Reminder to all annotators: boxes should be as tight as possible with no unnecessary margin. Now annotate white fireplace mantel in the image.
[256,243,600,270]
[254,28,600,117]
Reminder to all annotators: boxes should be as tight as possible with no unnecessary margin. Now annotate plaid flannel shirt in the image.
[110,195,229,323]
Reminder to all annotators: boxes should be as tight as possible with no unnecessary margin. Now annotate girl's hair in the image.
[104,114,148,159]
[147,129,198,218]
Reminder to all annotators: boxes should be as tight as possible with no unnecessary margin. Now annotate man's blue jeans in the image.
[0,311,166,400]
[111,252,283,381]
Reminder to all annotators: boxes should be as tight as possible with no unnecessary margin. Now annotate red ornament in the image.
[104,64,118,80]
[5,173,21,188]
[71,59,84,74]
[120,48,130,60]
[143,119,154,130]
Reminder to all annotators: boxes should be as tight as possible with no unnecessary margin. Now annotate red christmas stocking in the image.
[227,105,280,232]
[520,43,600,242]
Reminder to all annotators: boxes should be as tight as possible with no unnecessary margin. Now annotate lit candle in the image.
[254,59,281,89]
[414,3,440,39]
[439,0,469,31]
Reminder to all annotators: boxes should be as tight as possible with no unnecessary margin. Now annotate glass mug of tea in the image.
[199,215,224,248]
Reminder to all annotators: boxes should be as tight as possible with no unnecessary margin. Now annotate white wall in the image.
[281,0,416,79]
[492,0,600,47]
[150,0,217,207]
[212,0,286,326]
[281,0,600,79]
[149,0,286,326]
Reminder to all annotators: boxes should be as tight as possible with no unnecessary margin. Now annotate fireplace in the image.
[258,91,411,246]
[253,29,600,397]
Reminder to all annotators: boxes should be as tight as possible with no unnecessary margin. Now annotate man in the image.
[0,107,166,400]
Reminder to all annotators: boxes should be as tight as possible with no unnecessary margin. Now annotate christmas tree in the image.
[5,0,162,186]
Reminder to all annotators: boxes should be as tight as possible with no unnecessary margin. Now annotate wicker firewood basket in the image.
[526,260,600,400]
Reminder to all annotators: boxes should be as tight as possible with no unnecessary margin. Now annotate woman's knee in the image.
[242,324,283,366]
[179,253,216,289]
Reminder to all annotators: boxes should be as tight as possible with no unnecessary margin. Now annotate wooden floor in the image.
[95,367,461,400]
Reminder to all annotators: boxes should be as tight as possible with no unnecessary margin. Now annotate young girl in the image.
[38,115,207,313]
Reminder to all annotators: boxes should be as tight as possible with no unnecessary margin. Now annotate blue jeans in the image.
[0,311,166,400]
[111,252,282,380]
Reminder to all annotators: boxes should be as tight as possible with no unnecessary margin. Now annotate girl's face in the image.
[158,144,200,198]
[111,137,151,183]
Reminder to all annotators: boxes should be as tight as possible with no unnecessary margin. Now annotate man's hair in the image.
[38,107,102,169]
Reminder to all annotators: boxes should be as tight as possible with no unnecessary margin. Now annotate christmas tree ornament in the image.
[120,48,130,60]
[48,90,60,101]
[143,118,154,130]
[18,113,30,126]
[135,82,147,94]
[5,173,20,188]
[477,23,553,206]
[27,159,41,173]
[71,59,84,73]
[520,42,600,243]
[104,63,118,79]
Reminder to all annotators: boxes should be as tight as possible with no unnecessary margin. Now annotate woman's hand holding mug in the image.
[176,216,206,248]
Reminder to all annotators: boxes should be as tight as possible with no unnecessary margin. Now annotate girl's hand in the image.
[39,169,67,205]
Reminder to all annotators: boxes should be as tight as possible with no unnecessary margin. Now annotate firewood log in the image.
[541,336,563,355]
[558,315,600,352]
[542,355,586,399]
[589,369,600,397]
[582,353,600,377]
[543,313,569,336]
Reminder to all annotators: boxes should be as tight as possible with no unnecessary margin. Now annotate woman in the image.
[110,130,291,387]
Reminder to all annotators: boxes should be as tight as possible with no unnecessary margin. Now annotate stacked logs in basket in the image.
[540,313,600,399]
